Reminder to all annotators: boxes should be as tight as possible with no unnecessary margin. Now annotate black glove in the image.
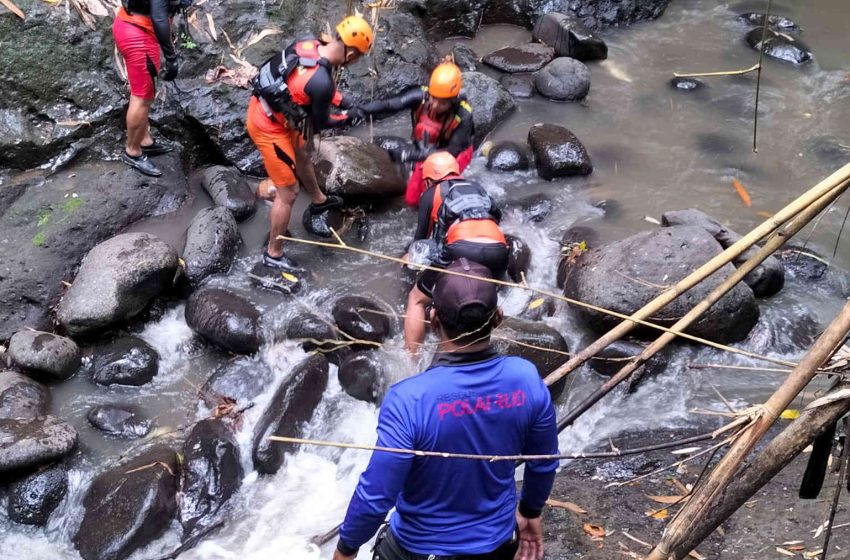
[161,56,179,82]
[389,141,434,163]
[346,106,366,127]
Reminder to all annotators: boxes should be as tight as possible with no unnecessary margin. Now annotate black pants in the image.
[417,240,510,298]
[372,526,519,560]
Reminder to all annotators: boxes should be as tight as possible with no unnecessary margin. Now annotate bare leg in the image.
[125,95,154,157]
[267,183,299,257]
[404,286,431,354]
[294,143,327,205]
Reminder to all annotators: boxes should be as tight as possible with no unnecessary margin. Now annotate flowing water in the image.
[3,0,850,558]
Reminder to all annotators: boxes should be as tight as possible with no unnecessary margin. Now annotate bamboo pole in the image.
[543,162,850,390]
[554,179,850,432]
[671,384,850,558]
[647,299,850,560]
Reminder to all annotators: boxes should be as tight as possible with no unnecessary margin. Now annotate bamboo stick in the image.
[647,299,850,560]
[543,162,850,390]
[554,179,850,432]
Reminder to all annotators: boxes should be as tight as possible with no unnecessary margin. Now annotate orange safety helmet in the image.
[428,62,463,99]
[422,151,460,182]
[336,15,374,55]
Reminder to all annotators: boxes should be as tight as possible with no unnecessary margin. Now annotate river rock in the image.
[506,235,532,283]
[534,57,591,102]
[500,74,535,98]
[518,193,554,223]
[519,296,558,322]
[7,464,69,526]
[564,226,760,343]
[0,416,77,473]
[483,43,555,73]
[89,336,160,387]
[248,263,303,295]
[338,351,387,404]
[397,0,488,38]
[528,123,593,179]
[670,77,704,91]
[452,44,480,72]
[0,371,49,420]
[745,28,813,65]
[745,305,820,357]
[56,233,179,336]
[185,288,262,355]
[252,354,329,474]
[661,208,785,298]
[0,155,186,340]
[492,317,569,401]
[199,166,256,222]
[484,0,670,29]
[8,330,80,380]
[86,405,151,438]
[182,207,242,286]
[180,418,242,538]
[283,312,341,354]
[585,338,668,392]
[332,296,392,346]
[315,136,406,198]
[487,141,530,172]
[460,72,516,145]
[200,356,275,406]
[738,13,801,33]
[532,12,608,61]
[74,445,178,560]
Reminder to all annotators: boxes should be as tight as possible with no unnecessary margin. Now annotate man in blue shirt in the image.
[334,258,560,560]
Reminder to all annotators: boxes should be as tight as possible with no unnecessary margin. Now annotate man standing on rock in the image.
[359,61,475,207]
[113,0,181,177]
[335,258,559,560]
[247,16,372,273]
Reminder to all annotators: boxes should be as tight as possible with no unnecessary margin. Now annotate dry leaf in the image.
[644,215,661,225]
[757,211,773,218]
[78,0,108,17]
[204,64,257,88]
[528,298,546,310]
[239,28,283,54]
[0,0,25,19]
[206,12,217,41]
[787,545,806,551]
[281,272,298,283]
[546,499,587,514]
[732,178,752,207]
[805,388,850,411]
[781,409,801,420]
[583,523,606,539]
[646,495,688,505]
[671,447,702,455]
[775,547,796,557]
[647,509,669,519]
[804,549,824,559]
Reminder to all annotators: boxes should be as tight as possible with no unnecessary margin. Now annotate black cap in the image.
[433,258,498,324]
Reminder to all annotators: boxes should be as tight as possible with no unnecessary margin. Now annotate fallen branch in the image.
[673,63,760,78]
[752,0,773,153]
[0,0,25,19]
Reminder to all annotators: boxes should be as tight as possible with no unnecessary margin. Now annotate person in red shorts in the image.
[112,0,180,177]
[359,62,475,208]
[247,16,372,272]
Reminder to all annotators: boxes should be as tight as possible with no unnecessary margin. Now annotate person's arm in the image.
[361,87,426,117]
[519,378,559,518]
[443,111,474,158]
[150,0,176,61]
[337,390,416,555]
[413,186,436,241]
[304,68,348,131]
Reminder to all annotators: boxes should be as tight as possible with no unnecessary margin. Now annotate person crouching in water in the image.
[113,0,181,177]
[404,151,508,354]
[359,61,474,208]
[248,16,372,272]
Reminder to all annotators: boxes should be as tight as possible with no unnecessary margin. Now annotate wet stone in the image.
[738,13,801,33]
[487,141,530,172]
[8,464,69,526]
[557,225,600,289]
[86,405,151,438]
[532,12,608,61]
[8,330,80,381]
[315,136,405,198]
[452,44,480,72]
[460,72,516,145]
[527,123,593,179]
[0,415,77,474]
[199,166,256,222]
[534,57,591,102]
[518,193,554,223]
[182,206,242,287]
[0,371,49,421]
[745,27,813,65]
[283,312,341,355]
[332,296,392,347]
[90,336,160,387]
[248,263,303,295]
[670,76,704,91]
[492,317,569,401]
[499,74,535,98]
[338,351,387,404]
[200,356,275,406]
[506,235,531,284]
[483,42,555,73]
[185,287,263,355]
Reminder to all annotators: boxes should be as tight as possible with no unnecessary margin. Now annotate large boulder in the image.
[460,72,516,145]
[0,156,186,340]
[180,419,242,538]
[483,43,555,73]
[745,28,813,65]
[532,13,608,61]
[492,317,569,401]
[182,207,242,286]
[315,136,406,198]
[528,123,593,179]
[661,209,785,298]
[486,141,531,172]
[252,354,329,474]
[0,415,77,473]
[533,57,591,102]
[8,330,80,380]
[74,446,178,560]
[0,371,49,420]
[200,356,275,406]
[563,226,760,343]
[56,233,179,336]
[87,405,151,439]
[397,0,488,39]
[89,336,160,387]
[452,44,481,72]
[198,166,256,222]
[500,74,535,99]
[8,464,68,526]
[185,288,262,355]
[483,0,671,30]
[338,351,388,404]
[332,296,392,347]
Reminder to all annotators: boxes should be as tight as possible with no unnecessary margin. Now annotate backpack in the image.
[431,180,499,247]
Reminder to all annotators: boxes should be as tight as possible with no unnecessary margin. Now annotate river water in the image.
[3,0,850,558]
